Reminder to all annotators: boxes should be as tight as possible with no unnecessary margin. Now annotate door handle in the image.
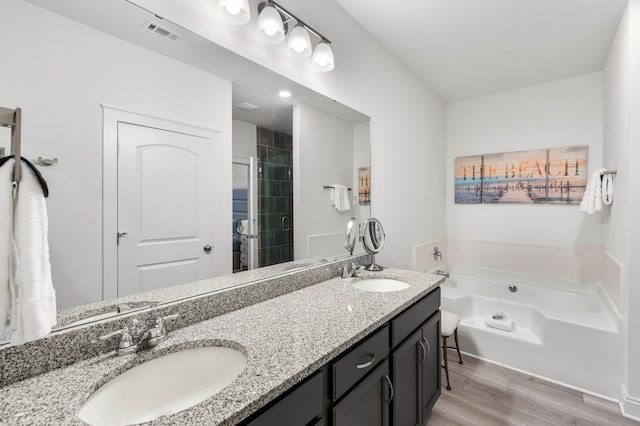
[418,340,427,363]
[384,374,394,404]
[117,232,128,244]
[203,244,212,253]
[422,336,431,359]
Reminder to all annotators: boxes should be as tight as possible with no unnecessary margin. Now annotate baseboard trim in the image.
[620,385,640,421]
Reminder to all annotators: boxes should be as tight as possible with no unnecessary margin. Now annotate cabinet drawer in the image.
[391,287,440,348]
[332,325,389,401]
[245,371,323,426]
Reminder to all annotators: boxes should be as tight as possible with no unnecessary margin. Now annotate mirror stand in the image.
[364,255,384,271]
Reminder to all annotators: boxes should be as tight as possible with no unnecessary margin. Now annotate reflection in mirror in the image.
[345,217,358,255]
[1,0,371,346]
[361,218,385,271]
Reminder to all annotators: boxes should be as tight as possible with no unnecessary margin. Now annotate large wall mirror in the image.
[1,0,370,345]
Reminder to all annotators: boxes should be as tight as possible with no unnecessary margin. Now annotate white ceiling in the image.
[336,0,628,102]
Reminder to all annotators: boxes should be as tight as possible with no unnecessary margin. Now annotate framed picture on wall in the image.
[454,155,483,204]
[482,149,547,204]
[358,166,370,205]
[547,145,588,204]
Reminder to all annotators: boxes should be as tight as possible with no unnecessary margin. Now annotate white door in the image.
[117,122,215,297]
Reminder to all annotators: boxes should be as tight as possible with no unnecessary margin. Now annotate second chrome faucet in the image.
[100,314,179,356]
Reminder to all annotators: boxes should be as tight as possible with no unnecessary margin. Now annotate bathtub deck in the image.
[428,353,640,426]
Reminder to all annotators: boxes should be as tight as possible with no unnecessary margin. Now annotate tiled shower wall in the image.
[257,127,294,267]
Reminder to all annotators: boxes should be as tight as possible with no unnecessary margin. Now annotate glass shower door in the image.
[232,156,258,272]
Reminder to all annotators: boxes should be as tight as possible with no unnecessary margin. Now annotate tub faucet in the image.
[433,246,442,261]
[435,269,450,278]
[99,314,179,356]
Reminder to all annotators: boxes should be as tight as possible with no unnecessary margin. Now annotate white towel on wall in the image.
[331,184,351,212]
[580,169,606,215]
[0,160,15,332]
[11,160,57,344]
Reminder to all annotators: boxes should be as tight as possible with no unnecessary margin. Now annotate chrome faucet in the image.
[341,262,361,278]
[433,246,443,261]
[100,314,179,356]
[435,269,450,278]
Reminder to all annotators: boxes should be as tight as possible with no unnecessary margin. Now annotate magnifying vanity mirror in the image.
[0,0,371,347]
[360,218,385,271]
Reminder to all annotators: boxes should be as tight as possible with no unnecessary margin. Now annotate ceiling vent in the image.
[236,102,260,111]
[141,20,181,41]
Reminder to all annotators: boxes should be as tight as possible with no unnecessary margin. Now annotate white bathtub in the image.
[437,265,621,399]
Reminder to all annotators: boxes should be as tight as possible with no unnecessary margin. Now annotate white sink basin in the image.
[353,278,410,293]
[78,346,247,426]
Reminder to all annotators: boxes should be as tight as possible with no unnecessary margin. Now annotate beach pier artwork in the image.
[455,155,483,204]
[454,145,589,205]
[482,149,548,204]
[546,145,588,204]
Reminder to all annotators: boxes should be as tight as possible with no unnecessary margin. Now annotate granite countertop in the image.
[0,269,443,425]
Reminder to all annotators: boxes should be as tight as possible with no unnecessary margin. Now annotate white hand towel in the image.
[485,314,515,332]
[333,184,351,212]
[0,159,14,331]
[602,173,614,205]
[11,161,56,344]
[580,169,606,215]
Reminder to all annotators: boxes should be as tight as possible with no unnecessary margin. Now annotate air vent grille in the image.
[237,102,260,111]
[141,20,181,41]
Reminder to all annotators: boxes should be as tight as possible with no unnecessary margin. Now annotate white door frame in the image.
[102,105,221,300]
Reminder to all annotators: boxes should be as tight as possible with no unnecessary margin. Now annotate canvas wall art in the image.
[482,149,548,204]
[455,145,588,205]
[454,155,483,204]
[546,145,588,204]
[358,166,371,205]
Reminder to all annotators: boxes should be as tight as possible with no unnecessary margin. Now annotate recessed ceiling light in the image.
[278,90,292,98]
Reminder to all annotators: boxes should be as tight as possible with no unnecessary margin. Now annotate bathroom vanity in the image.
[243,285,441,426]
[0,263,443,425]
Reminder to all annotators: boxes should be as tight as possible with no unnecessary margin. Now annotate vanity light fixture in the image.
[287,24,312,58]
[218,0,251,25]
[256,2,285,44]
[312,40,334,71]
[278,90,292,98]
[220,0,334,71]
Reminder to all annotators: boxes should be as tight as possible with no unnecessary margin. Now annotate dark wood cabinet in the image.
[391,306,441,425]
[391,328,422,425]
[242,371,324,426]
[242,287,441,426]
[332,359,391,426]
[420,313,441,419]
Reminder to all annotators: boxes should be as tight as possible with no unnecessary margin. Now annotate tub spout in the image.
[435,269,450,278]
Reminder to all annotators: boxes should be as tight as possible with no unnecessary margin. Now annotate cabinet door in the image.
[391,328,422,426]
[333,360,391,426]
[244,371,324,426]
[420,312,441,422]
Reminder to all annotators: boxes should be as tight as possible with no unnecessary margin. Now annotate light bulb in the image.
[312,41,334,71]
[287,25,312,58]
[257,4,285,44]
[218,0,250,25]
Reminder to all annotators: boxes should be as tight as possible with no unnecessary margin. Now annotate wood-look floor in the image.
[427,350,640,426]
